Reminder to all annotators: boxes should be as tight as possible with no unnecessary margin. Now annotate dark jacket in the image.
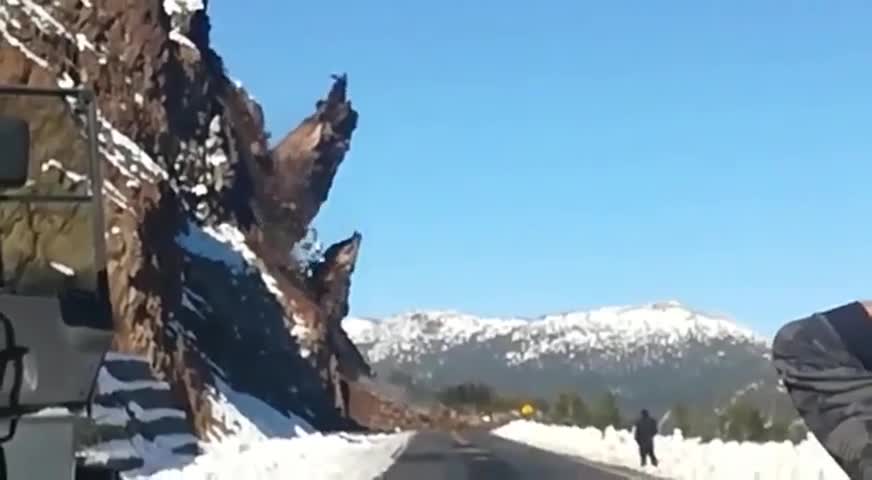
[634,415,658,444]
[772,301,872,480]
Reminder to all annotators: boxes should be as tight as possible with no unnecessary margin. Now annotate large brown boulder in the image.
[0,1,373,463]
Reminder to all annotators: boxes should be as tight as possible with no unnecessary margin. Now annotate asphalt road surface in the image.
[379,431,651,480]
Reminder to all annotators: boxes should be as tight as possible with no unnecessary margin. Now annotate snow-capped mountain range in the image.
[346,300,768,365]
[345,301,786,416]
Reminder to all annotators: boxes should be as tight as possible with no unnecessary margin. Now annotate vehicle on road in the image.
[0,85,117,479]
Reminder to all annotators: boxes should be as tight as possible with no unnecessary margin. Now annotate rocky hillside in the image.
[0,0,403,474]
[347,301,792,418]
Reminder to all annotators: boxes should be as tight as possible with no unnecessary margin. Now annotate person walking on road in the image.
[634,409,659,467]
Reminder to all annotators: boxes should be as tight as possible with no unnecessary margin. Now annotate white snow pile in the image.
[126,430,412,480]
[492,420,848,480]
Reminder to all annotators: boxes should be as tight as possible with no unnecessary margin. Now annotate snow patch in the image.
[290,228,325,274]
[81,433,198,477]
[175,221,247,272]
[87,354,201,475]
[97,115,168,181]
[29,407,73,417]
[3,0,107,63]
[49,261,75,277]
[162,0,205,16]
[41,158,89,185]
[97,367,171,395]
[181,288,209,319]
[190,183,208,197]
[342,317,378,343]
[92,402,185,427]
[168,29,196,49]
[205,115,228,167]
[0,16,49,68]
[176,222,287,304]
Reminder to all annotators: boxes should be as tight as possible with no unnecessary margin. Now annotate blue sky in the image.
[209,1,871,337]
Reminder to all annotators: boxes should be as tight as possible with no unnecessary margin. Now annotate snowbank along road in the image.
[379,430,656,480]
[492,420,849,480]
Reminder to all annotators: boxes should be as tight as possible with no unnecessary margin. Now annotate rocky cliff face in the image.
[0,0,374,472]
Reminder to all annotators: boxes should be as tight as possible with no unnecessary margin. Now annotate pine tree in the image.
[533,397,551,416]
[766,419,789,442]
[672,402,693,437]
[436,381,497,411]
[722,401,767,442]
[387,370,414,387]
[552,391,591,426]
[788,420,809,445]
[745,407,767,442]
[591,391,622,430]
[552,393,568,420]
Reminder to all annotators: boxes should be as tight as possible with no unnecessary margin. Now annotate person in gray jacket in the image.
[772,301,872,479]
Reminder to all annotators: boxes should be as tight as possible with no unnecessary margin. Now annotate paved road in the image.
[379,431,646,479]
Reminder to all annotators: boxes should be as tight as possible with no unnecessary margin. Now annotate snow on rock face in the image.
[162,0,205,49]
[175,220,314,345]
[0,7,166,204]
[290,227,326,275]
[205,376,315,444]
[342,317,379,343]
[175,221,249,273]
[81,353,200,475]
[162,0,205,16]
[492,420,848,480]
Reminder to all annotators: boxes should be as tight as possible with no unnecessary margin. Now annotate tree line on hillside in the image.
[433,380,806,444]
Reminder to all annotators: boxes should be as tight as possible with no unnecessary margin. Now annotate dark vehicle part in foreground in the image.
[0,86,116,479]
[772,301,872,479]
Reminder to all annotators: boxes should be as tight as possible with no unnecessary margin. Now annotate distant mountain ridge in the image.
[344,301,789,419]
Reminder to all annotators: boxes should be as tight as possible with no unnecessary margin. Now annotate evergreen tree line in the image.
[434,381,807,444]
